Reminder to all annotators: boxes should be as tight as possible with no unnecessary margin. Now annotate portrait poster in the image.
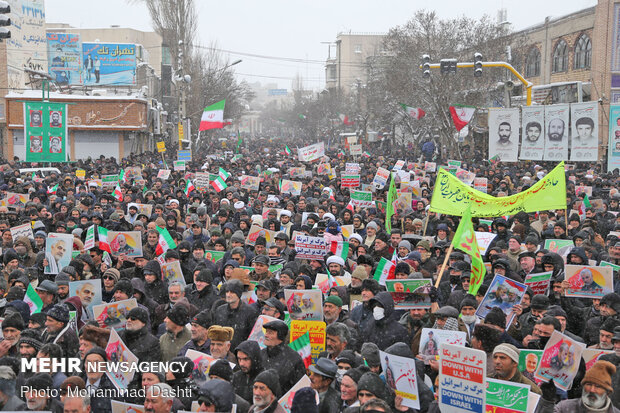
[543,239,574,257]
[157,169,171,180]
[418,328,467,365]
[10,222,34,240]
[285,289,323,321]
[133,203,153,217]
[534,330,586,391]
[520,105,545,160]
[544,104,569,161]
[110,400,145,413]
[384,279,432,309]
[92,298,138,330]
[574,185,593,197]
[582,349,614,370]
[488,107,519,162]
[105,329,138,389]
[108,231,143,257]
[280,179,302,195]
[518,349,543,383]
[161,260,186,288]
[69,279,103,315]
[278,375,313,413]
[607,105,620,172]
[438,343,486,413]
[124,167,142,182]
[44,233,74,274]
[564,265,613,298]
[246,224,276,246]
[247,315,279,349]
[341,225,354,239]
[204,250,226,263]
[24,101,69,163]
[380,351,420,409]
[240,175,260,191]
[475,275,527,327]
[261,207,283,220]
[424,162,437,172]
[570,101,598,162]
[185,349,217,387]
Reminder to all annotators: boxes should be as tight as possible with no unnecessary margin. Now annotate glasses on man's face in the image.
[103,276,115,281]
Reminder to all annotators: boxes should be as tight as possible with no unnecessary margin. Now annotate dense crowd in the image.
[0,137,617,413]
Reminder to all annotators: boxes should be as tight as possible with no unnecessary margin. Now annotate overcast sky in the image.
[45,0,597,90]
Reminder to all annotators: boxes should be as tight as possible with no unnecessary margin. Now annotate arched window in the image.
[525,47,541,77]
[552,39,568,73]
[574,34,592,69]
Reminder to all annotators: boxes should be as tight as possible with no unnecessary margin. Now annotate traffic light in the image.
[440,59,457,74]
[0,1,10,40]
[422,54,431,78]
[474,53,483,77]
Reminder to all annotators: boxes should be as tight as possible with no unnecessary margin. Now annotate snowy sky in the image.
[44,0,597,90]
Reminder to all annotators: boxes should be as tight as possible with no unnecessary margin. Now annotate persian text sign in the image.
[430,162,566,217]
[294,234,327,260]
[290,320,326,364]
[341,174,361,188]
[297,142,325,162]
[438,343,486,413]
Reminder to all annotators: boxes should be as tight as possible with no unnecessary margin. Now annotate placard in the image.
[372,167,390,189]
[340,175,360,188]
[247,315,279,349]
[205,250,226,263]
[102,174,119,187]
[240,175,260,191]
[473,177,487,193]
[44,233,74,274]
[156,141,166,152]
[24,101,69,162]
[290,320,326,364]
[69,279,103,315]
[161,260,186,287]
[564,265,613,298]
[518,349,543,383]
[345,163,361,174]
[194,172,211,190]
[486,378,530,413]
[385,279,431,309]
[474,231,496,256]
[438,343,486,413]
[489,107,519,162]
[108,231,143,257]
[582,348,614,370]
[280,179,302,195]
[247,224,276,246]
[424,162,436,172]
[543,239,574,257]
[111,400,145,413]
[185,349,217,386]
[524,271,553,295]
[173,160,186,171]
[297,142,325,162]
[350,190,374,208]
[92,298,138,330]
[419,328,467,364]
[294,234,327,260]
[520,106,545,161]
[349,144,362,155]
[570,101,599,162]
[534,330,586,391]
[380,350,420,409]
[278,375,313,413]
[544,104,569,161]
[157,169,171,180]
[475,275,527,327]
[285,289,323,321]
[105,329,138,389]
[10,223,33,240]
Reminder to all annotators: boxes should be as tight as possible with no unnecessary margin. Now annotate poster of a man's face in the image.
[49,136,62,153]
[497,122,512,143]
[525,122,542,143]
[30,110,42,127]
[547,118,565,141]
[30,136,42,153]
[50,110,62,127]
[44,233,73,274]
[574,117,594,141]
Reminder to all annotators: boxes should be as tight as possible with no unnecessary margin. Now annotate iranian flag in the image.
[184,179,195,197]
[218,167,231,181]
[199,100,226,131]
[113,184,123,201]
[211,176,228,192]
[24,284,43,314]
[47,183,59,194]
[345,200,354,212]
[98,226,111,252]
[155,226,177,256]
[284,145,292,156]
[289,331,312,368]
[362,151,371,158]
[579,194,591,219]
[337,149,345,158]
[399,103,426,120]
[452,206,486,296]
[373,257,395,286]
[338,113,355,125]
[330,241,350,261]
[84,225,96,250]
[449,105,476,131]
[118,169,126,183]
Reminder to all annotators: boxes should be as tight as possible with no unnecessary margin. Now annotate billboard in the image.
[82,43,137,85]
[47,33,83,86]
[24,101,69,162]
[608,105,620,172]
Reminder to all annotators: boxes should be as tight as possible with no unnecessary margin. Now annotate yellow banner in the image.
[430,162,566,217]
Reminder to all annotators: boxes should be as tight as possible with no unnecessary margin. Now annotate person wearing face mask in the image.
[459,295,480,340]
[365,292,409,351]
[554,360,619,413]
[13,236,36,268]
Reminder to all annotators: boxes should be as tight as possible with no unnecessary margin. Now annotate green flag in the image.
[452,206,486,295]
[385,172,397,234]
[236,131,242,154]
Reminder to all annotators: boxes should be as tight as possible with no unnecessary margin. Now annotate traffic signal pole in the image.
[421,61,533,106]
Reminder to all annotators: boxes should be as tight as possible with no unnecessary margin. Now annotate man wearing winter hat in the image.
[261,297,286,320]
[196,379,235,412]
[160,304,191,362]
[233,340,264,404]
[179,309,212,355]
[554,360,619,412]
[348,265,367,307]
[0,365,25,411]
[24,373,63,412]
[41,304,78,358]
[0,312,24,358]
[35,280,57,313]
[309,357,340,413]
[249,369,286,413]
[119,307,161,363]
[261,320,306,394]
[489,343,542,395]
[350,278,380,332]
[78,325,110,358]
[213,279,258,349]
[207,325,236,363]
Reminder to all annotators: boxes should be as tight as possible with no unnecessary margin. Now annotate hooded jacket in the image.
[14,236,36,268]
[365,291,410,350]
[232,340,264,402]
[260,340,306,394]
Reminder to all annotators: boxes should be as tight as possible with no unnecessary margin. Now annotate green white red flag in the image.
[449,105,476,131]
[373,257,395,286]
[24,284,43,314]
[289,331,312,368]
[155,226,177,256]
[184,179,195,197]
[113,184,123,201]
[579,194,591,218]
[330,241,349,261]
[285,145,292,156]
[211,176,228,192]
[98,226,111,252]
[452,206,486,295]
[399,103,426,120]
[199,100,226,131]
[218,167,231,181]
[47,183,59,194]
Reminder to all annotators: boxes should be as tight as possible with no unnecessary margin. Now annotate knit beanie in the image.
[25,373,53,390]
[127,307,149,325]
[291,387,318,413]
[46,304,69,324]
[254,369,281,398]
[1,312,24,332]
[493,343,520,364]
[351,266,368,281]
[209,359,233,382]
[582,360,616,392]
[167,305,190,327]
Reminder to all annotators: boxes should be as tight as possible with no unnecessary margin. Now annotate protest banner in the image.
[173,160,186,171]
[486,378,530,413]
[102,174,119,186]
[524,271,553,295]
[518,349,543,383]
[430,162,566,217]
[424,161,437,172]
[385,279,432,309]
[448,160,462,167]
[474,231,496,256]
[297,142,325,162]
[105,329,138,389]
[240,175,260,191]
[582,348,614,370]
[341,225,354,239]
[194,172,211,190]
[534,330,585,391]
[564,265,613,298]
[419,328,467,365]
[205,250,226,263]
[380,350,420,409]
[92,298,138,330]
[475,275,527,327]
[248,315,279,349]
[185,349,218,386]
[290,320,326,364]
[341,174,361,188]
[280,179,302,195]
[349,144,362,155]
[157,169,171,180]
[111,400,145,413]
[373,167,390,189]
[473,177,488,193]
[438,343,486,413]
[346,163,361,174]
[161,260,186,287]
[294,234,327,260]
[10,222,33,240]
[278,375,313,413]
[247,224,276,246]
[544,239,574,257]
[575,185,593,197]
[285,289,323,321]
[108,231,143,257]
[350,190,374,208]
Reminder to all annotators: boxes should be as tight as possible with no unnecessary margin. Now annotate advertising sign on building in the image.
[82,43,137,86]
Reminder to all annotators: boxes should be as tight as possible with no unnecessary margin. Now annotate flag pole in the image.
[565,208,568,236]
[422,216,429,236]
[435,243,454,288]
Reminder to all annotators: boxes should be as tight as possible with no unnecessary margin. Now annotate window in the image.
[525,47,541,77]
[574,34,592,69]
[327,66,337,81]
[552,39,568,73]
[354,44,362,54]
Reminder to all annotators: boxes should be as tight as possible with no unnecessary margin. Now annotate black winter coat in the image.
[365,292,410,350]
[232,340,263,403]
[213,301,258,349]
[260,342,306,394]
[119,326,161,362]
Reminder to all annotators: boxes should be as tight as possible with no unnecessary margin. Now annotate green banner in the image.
[486,378,529,412]
[24,101,68,162]
[205,250,226,263]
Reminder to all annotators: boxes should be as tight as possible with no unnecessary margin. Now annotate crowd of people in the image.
[0,137,617,412]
